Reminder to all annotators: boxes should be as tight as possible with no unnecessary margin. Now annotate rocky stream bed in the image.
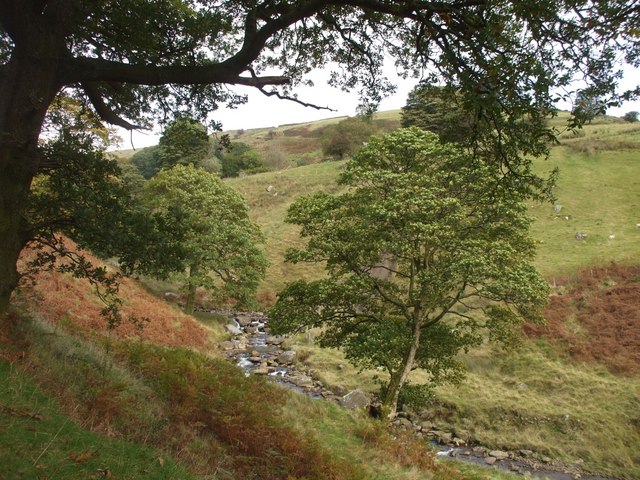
[201,308,614,480]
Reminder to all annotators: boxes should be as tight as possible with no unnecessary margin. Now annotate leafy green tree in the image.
[401,83,473,144]
[157,117,212,170]
[269,128,549,417]
[623,111,639,123]
[1,0,638,313]
[141,164,267,314]
[321,117,376,160]
[117,163,146,197]
[131,146,162,179]
[25,131,163,329]
[220,142,262,177]
[572,89,606,124]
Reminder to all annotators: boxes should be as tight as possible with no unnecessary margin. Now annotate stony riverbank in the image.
[202,308,614,480]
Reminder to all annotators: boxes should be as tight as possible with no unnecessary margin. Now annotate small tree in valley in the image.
[321,117,376,159]
[571,89,606,124]
[141,164,267,314]
[269,128,548,417]
[131,146,162,179]
[219,142,262,177]
[157,117,212,170]
[401,83,474,144]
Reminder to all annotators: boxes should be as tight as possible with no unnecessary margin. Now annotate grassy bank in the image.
[0,360,193,480]
[282,324,640,478]
[3,273,515,480]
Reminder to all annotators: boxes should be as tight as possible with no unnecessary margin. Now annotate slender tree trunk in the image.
[383,319,422,419]
[184,263,199,315]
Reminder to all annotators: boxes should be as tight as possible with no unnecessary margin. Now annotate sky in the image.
[115,66,640,151]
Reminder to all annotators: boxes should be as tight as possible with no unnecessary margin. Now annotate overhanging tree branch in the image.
[256,85,336,111]
[68,58,291,88]
[82,81,145,131]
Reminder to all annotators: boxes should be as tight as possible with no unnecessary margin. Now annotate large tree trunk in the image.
[0,161,33,313]
[0,39,63,314]
[383,320,422,419]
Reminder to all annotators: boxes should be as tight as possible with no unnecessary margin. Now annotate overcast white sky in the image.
[116,66,640,150]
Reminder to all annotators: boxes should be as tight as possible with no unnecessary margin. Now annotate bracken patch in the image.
[16,239,209,350]
[525,263,640,373]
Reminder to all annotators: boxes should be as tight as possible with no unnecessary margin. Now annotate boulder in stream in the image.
[221,341,236,351]
[226,323,242,335]
[235,315,253,327]
[489,450,509,460]
[266,335,285,346]
[277,350,296,364]
[291,374,314,388]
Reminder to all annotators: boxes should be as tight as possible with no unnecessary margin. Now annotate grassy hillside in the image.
[227,160,346,298]
[3,243,517,480]
[228,109,401,167]
[222,112,640,478]
[222,112,640,298]
[530,115,640,277]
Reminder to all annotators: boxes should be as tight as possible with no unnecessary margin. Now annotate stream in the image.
[199,308,615,480]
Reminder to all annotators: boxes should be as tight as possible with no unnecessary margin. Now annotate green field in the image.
[223,113,640,297]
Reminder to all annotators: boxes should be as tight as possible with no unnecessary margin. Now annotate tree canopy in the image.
[269,128,549,417]
[24,128,168,328]
[401,83,474,144]
[321,116,376,159]
[141,164,268,314]
[157,117,213,170]
[1,0,639,311]
[219,142,262,177]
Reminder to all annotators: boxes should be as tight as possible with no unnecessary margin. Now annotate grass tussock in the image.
[354,423,438,472]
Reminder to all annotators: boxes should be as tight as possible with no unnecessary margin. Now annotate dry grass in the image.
[16,238,211,350]
[525,262,640,374]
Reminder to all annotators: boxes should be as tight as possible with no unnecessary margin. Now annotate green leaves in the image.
[157,117,214,171]
[219,142,262,178]
[141,164,267,308]
[401,83,474,145]
[271,127,548,411]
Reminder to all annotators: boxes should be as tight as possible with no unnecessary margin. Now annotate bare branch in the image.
[256,85,336,112]
[82,81,146,130]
